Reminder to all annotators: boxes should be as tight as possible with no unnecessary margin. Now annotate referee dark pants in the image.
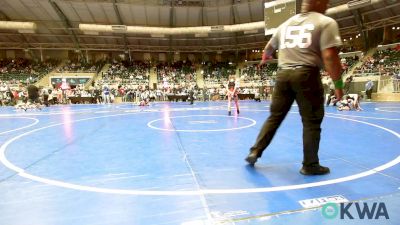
[250,66,324,166]
[366,89,372,99]
[28,93,40,104]
[43,94,49,106]
[189,91,194,104]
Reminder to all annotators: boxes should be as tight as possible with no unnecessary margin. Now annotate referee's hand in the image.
[259,53,271,67]
[333,89,343,103]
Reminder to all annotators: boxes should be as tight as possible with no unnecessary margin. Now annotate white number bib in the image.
[280,24,315,49]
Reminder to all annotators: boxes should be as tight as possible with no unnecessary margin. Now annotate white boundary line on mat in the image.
[0,111,399,196]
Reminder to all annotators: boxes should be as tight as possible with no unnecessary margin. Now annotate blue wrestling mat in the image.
[0,101,399,225]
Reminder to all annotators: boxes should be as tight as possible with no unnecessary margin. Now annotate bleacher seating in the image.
[58,60,104,73]
[157,61,196,88]
[203,62,236,86]
[102,61,150,87]
[1,44,400,106]
[0,58,59,82]
[354,48,400,76]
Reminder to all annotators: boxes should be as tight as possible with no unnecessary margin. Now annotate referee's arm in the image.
[322,47,343,100]
[260,44,276,66]
[260,26,280,66]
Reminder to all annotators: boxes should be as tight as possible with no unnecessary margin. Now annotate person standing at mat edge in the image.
[246,0,344,175]
[226,75,240,116]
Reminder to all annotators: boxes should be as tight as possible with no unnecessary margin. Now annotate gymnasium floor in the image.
[0,100,399,225]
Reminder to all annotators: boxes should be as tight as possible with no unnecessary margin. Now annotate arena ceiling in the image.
[0,0,399,53]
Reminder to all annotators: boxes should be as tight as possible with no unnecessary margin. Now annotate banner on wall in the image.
[51,77,91,88]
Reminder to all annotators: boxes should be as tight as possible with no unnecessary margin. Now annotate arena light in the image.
[0,21,37,33]
[111,25,127,32]
[347,0,371,10]
[327,0,383,15]
[210,25,224,32]
[79,22,265,36]
[326,4,350,15]
[244,29,259,34]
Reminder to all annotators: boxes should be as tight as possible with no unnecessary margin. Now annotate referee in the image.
[27,84,40,103]
[246,0,344,175]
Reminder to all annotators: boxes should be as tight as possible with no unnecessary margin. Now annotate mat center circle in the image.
[147,115,257,132]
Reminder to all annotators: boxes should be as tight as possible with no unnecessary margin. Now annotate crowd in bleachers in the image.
[240,63,278,85]
[0,58,59,82]
[101,60,150,86]
[354,48,400,76]
[340,56,359,73]
[2,45,400,106]
[203,62,236,86]
[57,60,104,73]
[0,58,69,105]
[157,61,196,88]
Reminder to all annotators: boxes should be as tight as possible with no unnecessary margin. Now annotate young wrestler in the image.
[226,75,240,116]
[337,95,362,111]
